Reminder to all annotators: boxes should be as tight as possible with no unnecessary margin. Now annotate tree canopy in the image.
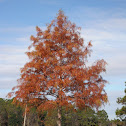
[8,10,108,126]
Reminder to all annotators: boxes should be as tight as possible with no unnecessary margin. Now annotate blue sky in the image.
[0,0,126,119]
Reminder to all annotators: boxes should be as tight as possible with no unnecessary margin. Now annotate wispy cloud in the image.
[15,36,31,43]
[80,14,126,77]
[82,29,126,42]
[0,45,27,54]
[97,18,126,31]
[0,64,21,78]
[0,45,28,82]
[0,78,17,89]
[0,26,35,33]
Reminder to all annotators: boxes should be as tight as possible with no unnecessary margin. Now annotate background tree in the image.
[110,119,124,126]
[0,98,111,126]
[6,99,23,126]
[44,107,110,126]
[97,110,109,126]
[0,98,23,126]
[116,82,126,125]
[76,107,97,126]
[0,98,8,126]
[8,10,108,126]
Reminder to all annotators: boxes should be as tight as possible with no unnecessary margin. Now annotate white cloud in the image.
[107,54,126,76]
[0,26,35,33]
[0,26,46,44]
[0,45,27,54]
[97,18,126,31]
[0,26,46,33]
[0,45,29,80]
[0,78,17,89]
[0,64,21,78]
[0,45,28,65]
[82,28,126,42]
[80,16,126,77]
[0,54,27,64]
[15,36,31,43]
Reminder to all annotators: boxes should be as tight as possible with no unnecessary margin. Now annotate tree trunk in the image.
[23,104,27,126]
[57,107,61,126]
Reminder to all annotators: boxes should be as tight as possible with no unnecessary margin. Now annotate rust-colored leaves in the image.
[8,10,108,112]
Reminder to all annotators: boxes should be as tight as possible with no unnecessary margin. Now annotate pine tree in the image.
[116,82,126,124]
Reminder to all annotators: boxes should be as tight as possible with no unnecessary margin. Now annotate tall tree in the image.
[8,10,108,126]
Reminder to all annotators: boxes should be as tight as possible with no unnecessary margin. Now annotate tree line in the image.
[0,97,111,126]
[0,92,125,126]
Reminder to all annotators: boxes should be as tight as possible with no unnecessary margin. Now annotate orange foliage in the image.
[8,10,108,111]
